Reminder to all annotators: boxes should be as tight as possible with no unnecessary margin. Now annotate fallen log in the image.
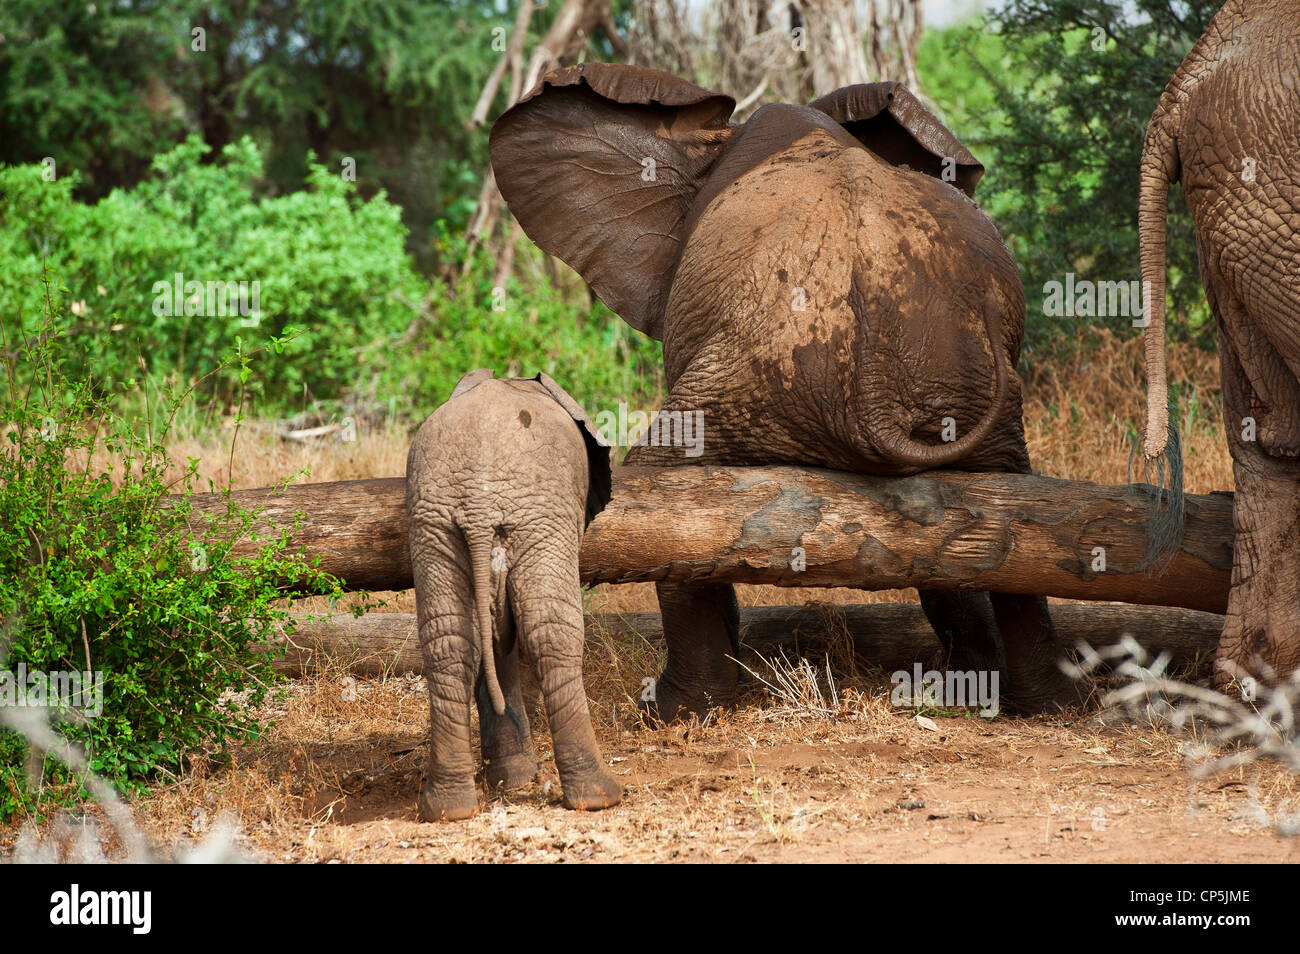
[274,603,1224,677]
[181,466,1234,611]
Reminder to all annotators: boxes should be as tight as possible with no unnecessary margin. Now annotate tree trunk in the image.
[275,602,1224,677]
[177,465,1234,611]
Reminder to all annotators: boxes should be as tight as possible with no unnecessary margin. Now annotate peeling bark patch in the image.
[733,486,828,557]
[853,535,908,580]
[727,469,785,493]
[872,476,947,526]
[934,517,1012,580]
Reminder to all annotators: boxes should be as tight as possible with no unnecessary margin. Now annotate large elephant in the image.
[1138,0,1300,689]
[490,63,1077,721]
[406,369,621,819]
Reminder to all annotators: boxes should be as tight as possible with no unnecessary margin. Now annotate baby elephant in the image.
[406,368,621,820]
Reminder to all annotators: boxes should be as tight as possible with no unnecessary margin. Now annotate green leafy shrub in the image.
[0,136,428,409]
[0,138,665,423]
[0,277,352,820]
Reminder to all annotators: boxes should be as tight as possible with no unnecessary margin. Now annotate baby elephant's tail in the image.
[464,527,506,716]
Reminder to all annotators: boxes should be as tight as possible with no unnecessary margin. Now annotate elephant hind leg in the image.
[918,590,1078,715]
[920,590,1081,717]
[989,593,1081,713]
[417,609,482,821]
[412,525,480,822]
[477,624,539,793]
[919,590,1005,676]
[509,570,622,811]
[640,581,740,725]
[1215,451,1300,690]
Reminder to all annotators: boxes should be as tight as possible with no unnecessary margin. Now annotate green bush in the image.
[0,277,353,820]
[0,138,665,423]
[0,136,428,410]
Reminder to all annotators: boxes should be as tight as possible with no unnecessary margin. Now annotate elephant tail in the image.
[464,526,506,717]
[1138,111,1174,460]
[869,296,1010,470]
[1135,103,1185,567]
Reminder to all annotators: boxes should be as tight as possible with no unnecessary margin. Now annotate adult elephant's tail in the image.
[866,296,1010,470]
[1136,94,1185,565]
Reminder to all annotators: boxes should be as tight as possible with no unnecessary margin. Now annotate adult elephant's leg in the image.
[988,592,1078,713]
[1213,290,1300,690]
[624,440,741,723]
[918,590,1005,676]
[1215,446,1300,691]
[646,580,741,723]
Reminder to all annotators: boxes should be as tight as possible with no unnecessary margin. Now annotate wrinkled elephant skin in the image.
[406,369,621,819]
[1137,0,1300,690]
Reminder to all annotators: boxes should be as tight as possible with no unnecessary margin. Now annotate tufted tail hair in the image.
[1130,395,1185,571]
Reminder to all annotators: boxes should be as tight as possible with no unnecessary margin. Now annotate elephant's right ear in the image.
[810,83,984,197]
[490,63,736,340]
[532,372,612,530]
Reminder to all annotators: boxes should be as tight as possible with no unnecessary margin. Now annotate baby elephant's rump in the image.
[405,368,619,821]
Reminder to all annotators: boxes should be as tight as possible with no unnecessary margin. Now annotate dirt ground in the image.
[10,605,1291,865]
[127,668,1299,864]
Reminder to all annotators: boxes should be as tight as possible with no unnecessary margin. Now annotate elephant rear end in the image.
[405,372,620,819]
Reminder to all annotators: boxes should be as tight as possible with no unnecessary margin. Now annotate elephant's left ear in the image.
[533,373,612,529]
[490,63,736,340]
[810,83,984,197]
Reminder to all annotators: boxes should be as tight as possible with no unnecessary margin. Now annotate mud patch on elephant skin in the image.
[518,410,532,428]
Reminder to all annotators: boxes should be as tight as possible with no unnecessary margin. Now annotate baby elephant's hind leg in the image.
[417,610,482,821]
[510,564,621,811]
[478,631,539,792]
[412,524,480,822]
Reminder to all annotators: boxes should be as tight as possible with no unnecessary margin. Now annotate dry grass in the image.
[8,332,1279,864]
[1021,328,1230,494]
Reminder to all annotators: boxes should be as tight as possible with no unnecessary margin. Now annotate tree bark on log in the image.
[273,603,1224,677]
[178,465,1234,612]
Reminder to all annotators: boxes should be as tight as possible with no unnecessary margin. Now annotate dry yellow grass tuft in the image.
[1021,328,1230,494]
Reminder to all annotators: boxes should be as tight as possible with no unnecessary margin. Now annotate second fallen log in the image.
[275,603,1225,677]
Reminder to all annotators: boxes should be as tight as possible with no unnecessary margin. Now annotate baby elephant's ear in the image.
[810,82,984,197]
[449,368,495,400]
[491,63,735,340]
[533,373,612,529]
